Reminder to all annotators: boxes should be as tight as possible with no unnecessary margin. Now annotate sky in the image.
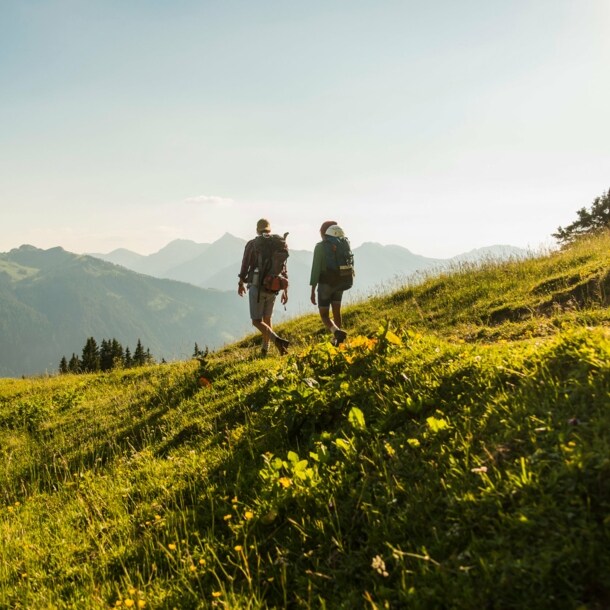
[1,0,609,258]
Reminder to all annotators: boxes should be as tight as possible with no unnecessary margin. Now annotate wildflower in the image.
[234,545,243,552]
[128,588,136,596]
[190,565,197,572]
[223,514,232,521]
[168,543,177,551]
[154,515,161,521]
[384,442,396,458]
[371,555,389,577]
[199,558,206,565]
[138,602,146,609]
[124,600,134,608]
[278,477,292,488]
[244,510,254,520]
[212,591,222,598]
[407,438,420,448]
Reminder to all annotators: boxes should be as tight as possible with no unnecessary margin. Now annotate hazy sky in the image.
[1,1,609,258]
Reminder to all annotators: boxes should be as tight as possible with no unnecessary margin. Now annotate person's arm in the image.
[238,240,253,296]
[310,243,323,285]
[310,243,323,305]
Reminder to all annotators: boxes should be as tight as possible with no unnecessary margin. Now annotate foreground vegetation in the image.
[1,233,609,609]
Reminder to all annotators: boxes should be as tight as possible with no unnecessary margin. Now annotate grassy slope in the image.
[1,233,609,609]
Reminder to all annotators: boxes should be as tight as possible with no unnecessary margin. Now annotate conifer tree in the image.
[59,356,68,374]
[99,339,113,372]
[81,337,100,372]
[133,339,146,367]
[111,338,124,369]
[68,353,81,373]
[124,346,133,368]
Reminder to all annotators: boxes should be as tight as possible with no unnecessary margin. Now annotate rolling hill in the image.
[0,232,608,608]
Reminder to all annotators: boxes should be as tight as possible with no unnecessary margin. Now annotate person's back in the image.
[238,218,290,356]
[309,221,354,346]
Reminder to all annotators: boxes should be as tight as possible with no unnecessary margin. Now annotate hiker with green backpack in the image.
[310,221,355,346]
[238,218,290,356]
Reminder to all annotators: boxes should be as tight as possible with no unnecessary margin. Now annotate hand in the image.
[281,289,288,305]
[238,283,246,297]
[310,287,317,306]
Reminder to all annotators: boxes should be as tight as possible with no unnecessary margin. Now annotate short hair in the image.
[256,218,271,234]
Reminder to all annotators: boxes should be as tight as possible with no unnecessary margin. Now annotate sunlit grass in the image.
[1,232,609,608]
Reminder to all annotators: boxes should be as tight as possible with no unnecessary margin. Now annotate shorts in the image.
[317,282,346,308]
[248,284,277,320]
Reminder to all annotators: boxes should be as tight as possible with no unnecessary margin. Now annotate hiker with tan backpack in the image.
[238,218,290,356]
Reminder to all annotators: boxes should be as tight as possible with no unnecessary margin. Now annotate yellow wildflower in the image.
[278,477,291,488]
[223,514,232,521]
[168,543,177,551]
[124,600,134,608]
[244,510,254,520]
[212,591,222,598]
[234,545,243,552]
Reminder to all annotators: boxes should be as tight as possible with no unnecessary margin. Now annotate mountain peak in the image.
[11,244,42,253]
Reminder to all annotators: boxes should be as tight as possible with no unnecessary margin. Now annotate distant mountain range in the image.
[0,245,251,377]
[0,238,527,377]
[91,233,528,310]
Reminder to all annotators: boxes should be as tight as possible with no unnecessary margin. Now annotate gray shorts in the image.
[249,284,277,320]
[317,282,346,308]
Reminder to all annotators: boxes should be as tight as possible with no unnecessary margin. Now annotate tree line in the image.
[59,337,155,374]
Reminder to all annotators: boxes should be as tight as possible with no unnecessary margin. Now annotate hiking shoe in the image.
[333,329,347,346]
[274,336,290,355]
[261,347,269,358]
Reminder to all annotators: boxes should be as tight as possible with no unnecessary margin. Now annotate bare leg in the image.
[252,319,275,347]
[331,301,342,329]
[319,307,340,333]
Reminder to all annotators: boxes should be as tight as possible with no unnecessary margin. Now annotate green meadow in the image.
[1,233,609,609]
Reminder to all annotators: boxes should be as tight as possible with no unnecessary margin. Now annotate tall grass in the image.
[1,233,609,609]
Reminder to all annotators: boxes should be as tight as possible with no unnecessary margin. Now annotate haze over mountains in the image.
[0,237,527,377]
[91,233,527,307]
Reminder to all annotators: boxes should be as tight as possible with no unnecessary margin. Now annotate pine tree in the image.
[99,339,113,372]
[133,339,146,367]
[59,356,68,374]
[124,346,133,368]
[111,339,124,369]
[81,337,100,372]
[68,353,81,373]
